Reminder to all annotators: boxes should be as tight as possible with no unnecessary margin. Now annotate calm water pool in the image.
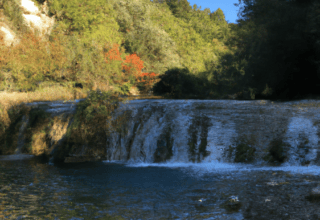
[1,157,320,219]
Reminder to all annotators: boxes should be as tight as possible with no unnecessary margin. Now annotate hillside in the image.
[0,0,234,97]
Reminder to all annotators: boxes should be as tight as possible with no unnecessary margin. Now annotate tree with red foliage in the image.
[104,44,159,92]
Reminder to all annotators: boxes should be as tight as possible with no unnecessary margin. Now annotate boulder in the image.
[306,186,320,202]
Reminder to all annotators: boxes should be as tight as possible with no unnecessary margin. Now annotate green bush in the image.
[234,143,256,163]
[263,138,287,163]
[153,67,214,98]
[53,90,126,162]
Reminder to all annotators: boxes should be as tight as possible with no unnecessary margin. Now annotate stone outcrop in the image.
[20,0,55,38]
[0,25,20,46]
[0,0,55,47]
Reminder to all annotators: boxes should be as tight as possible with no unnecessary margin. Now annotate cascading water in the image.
[105,99,320,169]
[15,115,29,154]
[284,117,319,165]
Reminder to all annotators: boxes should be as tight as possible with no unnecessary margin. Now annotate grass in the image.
[0,86,87,142]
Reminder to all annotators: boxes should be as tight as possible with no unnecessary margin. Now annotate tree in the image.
[233,0,320,99]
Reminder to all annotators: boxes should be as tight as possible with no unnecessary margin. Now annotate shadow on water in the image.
[1,158,320,219]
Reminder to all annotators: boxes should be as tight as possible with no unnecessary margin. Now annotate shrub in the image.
[263,138,287,163]
[153,67,213,98]
[53,90,127,162]
[234,143,256,163]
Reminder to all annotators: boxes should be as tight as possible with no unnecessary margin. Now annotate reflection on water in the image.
[1,157,320,219]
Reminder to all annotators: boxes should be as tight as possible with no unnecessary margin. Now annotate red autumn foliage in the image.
[104,43,122,63]
[137,72,159,86]
[104,44,159,90]
[122,53,144,76]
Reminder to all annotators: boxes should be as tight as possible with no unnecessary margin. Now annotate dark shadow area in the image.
[153,67,239,99]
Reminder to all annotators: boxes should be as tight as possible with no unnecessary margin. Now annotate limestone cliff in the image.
[0,0,54,46]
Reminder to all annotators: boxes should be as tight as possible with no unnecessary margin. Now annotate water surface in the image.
[1,157,320,219]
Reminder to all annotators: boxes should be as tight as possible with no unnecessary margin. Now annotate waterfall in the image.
[284,117,319,165]
[15,115,29,154]
[105,99,320,165]
[9,99,320,166]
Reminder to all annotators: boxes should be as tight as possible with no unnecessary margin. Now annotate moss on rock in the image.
[154,127,173,163]
[263,138,287,163]
[234,142,256,163]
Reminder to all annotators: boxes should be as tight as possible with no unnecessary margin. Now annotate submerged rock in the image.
[306,186,320,202]
[220,195,242,213]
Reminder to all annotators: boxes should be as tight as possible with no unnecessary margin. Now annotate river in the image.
[1,99,320,219]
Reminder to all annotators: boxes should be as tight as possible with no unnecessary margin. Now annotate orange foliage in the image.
[104,44,159,90]
[137,72,159,85]
[104,43,122,63]
[122,53,144,76]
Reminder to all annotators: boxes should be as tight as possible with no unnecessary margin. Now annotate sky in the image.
[187,0,240,23]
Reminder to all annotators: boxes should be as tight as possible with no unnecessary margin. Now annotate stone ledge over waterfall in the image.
[2,99,320,165]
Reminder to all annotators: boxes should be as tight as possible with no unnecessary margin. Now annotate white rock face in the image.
[22,13,55,36]
[0,0,55,47]
[21,0,55,38]
[20,0,40,14]
[0,26,20,46]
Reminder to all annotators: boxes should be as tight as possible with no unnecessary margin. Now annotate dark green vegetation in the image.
[153,0,320,100]
[235,143,256,163]
[2,0,318,98]
[305,193,320,203]
[0,104,30,154]
[263,138,287,163]
[154,127,174,163]
[53,91,125,162]
[232,0,320,99]
[188,116,211,163]
[233,135,256,163]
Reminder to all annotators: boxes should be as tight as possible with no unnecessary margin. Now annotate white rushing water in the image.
[104,99,320,176]
[12,98,320,176]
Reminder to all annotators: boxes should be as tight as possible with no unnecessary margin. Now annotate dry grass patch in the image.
[0,86,87,138]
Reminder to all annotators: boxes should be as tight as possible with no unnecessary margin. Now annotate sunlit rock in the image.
[22,13,55,37]
[0,26,20,46]
[20,0,40,15]
[220,195,242,213]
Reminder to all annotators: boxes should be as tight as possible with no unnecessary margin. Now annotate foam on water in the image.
[103,159,320,177]
[253,164,320,175]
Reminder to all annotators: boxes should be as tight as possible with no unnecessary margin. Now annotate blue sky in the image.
[187,0,240,23]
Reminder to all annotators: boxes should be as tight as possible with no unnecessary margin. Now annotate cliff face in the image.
[0,0,54,46]
[0,100,76,157]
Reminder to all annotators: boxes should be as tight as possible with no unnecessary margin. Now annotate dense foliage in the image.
[232,0,320,99]
[1,0,319,99]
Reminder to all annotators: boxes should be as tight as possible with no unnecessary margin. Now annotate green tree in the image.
[233,0,320,99]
